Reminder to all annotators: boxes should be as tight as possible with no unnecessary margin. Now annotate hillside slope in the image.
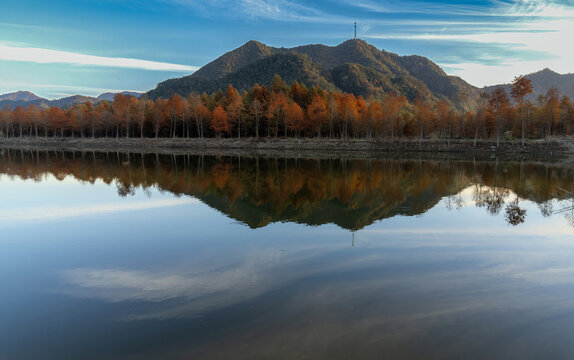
[483,68,574,102]
[148,39,479,109]
[0,92,141,110]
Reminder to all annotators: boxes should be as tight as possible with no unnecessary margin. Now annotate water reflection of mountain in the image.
[1,149,573,230]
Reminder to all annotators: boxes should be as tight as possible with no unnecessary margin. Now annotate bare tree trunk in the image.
[140,106,145,139]
[448,115,452,146]
[419,117,423,145]
[496,116,500,147]
[521,105,525,146]
[474,122,478,147]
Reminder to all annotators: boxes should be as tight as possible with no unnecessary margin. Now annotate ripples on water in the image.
[0,149,573,359]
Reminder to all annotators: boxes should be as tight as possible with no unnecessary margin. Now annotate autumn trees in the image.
[306,95,327,137]
[2,73,574,141]
[225,85,243,138]
[382,93,408,139]
[285,102,304,137]
[511,76,533,146]
[210,106,229,137]
[5,149,571,229]
[488,88,510,146]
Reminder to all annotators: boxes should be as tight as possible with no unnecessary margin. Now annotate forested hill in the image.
[0,91,143,110]
[484,68,574,103]
[0,95,97,111]
[147,39,479,110]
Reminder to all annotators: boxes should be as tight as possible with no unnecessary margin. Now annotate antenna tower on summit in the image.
[354,22,357,39]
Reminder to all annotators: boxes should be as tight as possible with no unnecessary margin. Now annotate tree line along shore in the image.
[1,75,573,146]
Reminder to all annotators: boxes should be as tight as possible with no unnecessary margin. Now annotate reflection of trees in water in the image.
[487,188,507,215]
[445,193,464,211]
[1,148,574,229]
[505,197,527,226]
[473,184,528,225]
[473,185,508,216]
[116,180,136,197]
[538,201,553,217]
[553,187,574,227]
[445,163,465,211]
[502,159,527,226]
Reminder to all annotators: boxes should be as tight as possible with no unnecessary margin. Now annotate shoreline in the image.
[0,137,572,162]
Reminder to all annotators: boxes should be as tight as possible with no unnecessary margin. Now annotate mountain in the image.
[97,91,144,102]
[0,91,45,102]
[50,95,98,109]
[395,55,477,101]
[0,91,142,110]
[0,94,97,110]
[147,39,479,109]
[191,40,275,80]
[483,68,574,102]
[151,52,336,98]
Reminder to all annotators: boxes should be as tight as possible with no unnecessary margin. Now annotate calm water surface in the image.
[1,150,574,359]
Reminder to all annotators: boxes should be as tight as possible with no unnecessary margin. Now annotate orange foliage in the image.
[306,95,327,136]
[211,105,230,137]
[285,102,304,136]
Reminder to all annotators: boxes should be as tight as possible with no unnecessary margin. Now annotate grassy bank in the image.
[0,137,572,161]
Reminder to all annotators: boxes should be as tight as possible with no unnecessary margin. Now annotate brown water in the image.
[0,149,573,359]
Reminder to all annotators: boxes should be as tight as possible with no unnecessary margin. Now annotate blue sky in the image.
[1,0,573,98]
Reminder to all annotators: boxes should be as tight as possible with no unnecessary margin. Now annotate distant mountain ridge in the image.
[147,39,480,110]
[0,91,44,102]
[4,47,574,113]
[97,91,144,102]
[483,68,574,102]
[0,91,143,110]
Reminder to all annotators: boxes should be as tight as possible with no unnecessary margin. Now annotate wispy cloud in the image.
[240,0,326,20]
[0,82,143,95]
[501,0,574,18]
[162,0,345,22]
[59,245,334,319]
[345,0,491,16]
[0,22,61,31]
[344,0,574,18]
[0,43,199,72]
[0,198,198,223]
[356,0,574,86]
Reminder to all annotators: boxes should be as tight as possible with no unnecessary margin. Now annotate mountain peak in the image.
[97,91,143,102]
[191,40,274,81]
[483,67,574,103]
[243,40,267,48]
[532,68,559,76]
[336,38,376,52]
[147,38,478,110]
[339,38,369,46]
[0,91,44,102]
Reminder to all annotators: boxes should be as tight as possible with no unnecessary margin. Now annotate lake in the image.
[1,149,573,359]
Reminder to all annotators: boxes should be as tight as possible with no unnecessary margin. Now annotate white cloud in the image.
[444,60,566,88]
[59,245,330,319]
[0,82,144,97]
[240,0,324,20]
[163,0,345,22]
[0,198,198,223]
[346,0,490,16]
[0,43,199,72]
[361,0,574,86]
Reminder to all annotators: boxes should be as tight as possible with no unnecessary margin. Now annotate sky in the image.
[1,0,574,99]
